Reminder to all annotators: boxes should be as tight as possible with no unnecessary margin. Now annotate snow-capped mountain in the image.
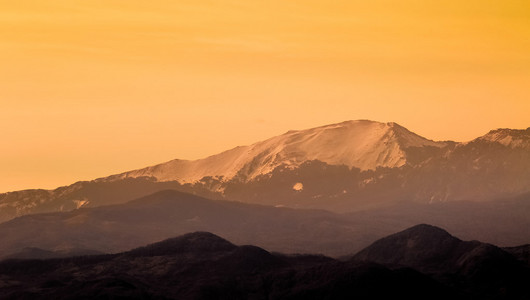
[472,128,530,149]
[1,120,529,222]
[110,120,446,184]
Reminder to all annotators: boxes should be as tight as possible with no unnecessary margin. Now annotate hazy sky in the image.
[1,0,529,192]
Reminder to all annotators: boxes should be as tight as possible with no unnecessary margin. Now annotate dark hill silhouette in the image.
[0,231,465,300]
[2,227,530,299]
[504,244,530,265]
[353,224,530,299]
[125,231,238,257]
[353,224,477,273]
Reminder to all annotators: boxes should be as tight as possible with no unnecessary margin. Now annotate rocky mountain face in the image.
[113,120,447,182]
[1,120,529,222]
[1,226,528,299]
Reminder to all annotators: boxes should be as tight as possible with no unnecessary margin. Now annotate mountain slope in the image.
[475,128,530,149]
[0,190,374,258]
[504,244,530,265]
[353,224,530,298]
[124,232,238,257]
[353,224,483,273]
[111,120,446,183]
[2,190,530,260]
[1,120,529,222]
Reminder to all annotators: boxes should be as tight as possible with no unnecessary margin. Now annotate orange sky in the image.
[1,0,529,192]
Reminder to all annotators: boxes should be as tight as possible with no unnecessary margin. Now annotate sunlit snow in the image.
[112,120,447,184]
[292,182,304,191]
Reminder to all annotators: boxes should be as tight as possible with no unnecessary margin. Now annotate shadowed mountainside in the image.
[1,190,530,259]
[353,224,530,299]
[504,244,530,265]
[0,190,365,258]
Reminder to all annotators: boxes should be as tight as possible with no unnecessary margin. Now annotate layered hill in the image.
[0,190,366,258]
[353,224,516,273]
[1,190,530,259]
[1,227,529,299]
[1,120,529,222]
[0,231,454,300]
[353,224,530,298]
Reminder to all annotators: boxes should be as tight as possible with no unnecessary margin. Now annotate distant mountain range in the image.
[1,225,529,299]
[1,119,529,222]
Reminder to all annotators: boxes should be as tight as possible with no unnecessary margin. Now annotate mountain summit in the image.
[1,119,529,222]
[473,127,530,149]
[113,120,445,184]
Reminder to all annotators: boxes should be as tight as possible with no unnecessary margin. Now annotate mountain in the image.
[1,190,530,260]
[1,229,529,299]
[504,244,530,265]
[125,231,238,257]
[353,224,530,298]
[0,190,373,258]
[0,231,466,300]
[477,128,530,149]
[112,120,446,183]
[1,120,529,222]
[353,224,502,273]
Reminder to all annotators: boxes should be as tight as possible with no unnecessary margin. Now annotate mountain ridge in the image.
[471,127,530,148]
[1,119,529,222]
[352,224,530,298]
[109,120,447,184]
[1,226,529,299]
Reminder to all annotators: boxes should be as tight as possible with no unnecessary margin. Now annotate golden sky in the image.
[1,0,529,192]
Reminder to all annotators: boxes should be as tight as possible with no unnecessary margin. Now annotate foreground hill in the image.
[1,190,530,259]
[1,120,529,222]
[1,227,529,299]
[353,224,530,298]
[354,224,520,274]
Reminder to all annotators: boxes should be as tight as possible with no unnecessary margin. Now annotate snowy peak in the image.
[474,127,530,148]
[115,120,446,184]
[257,120,444,172]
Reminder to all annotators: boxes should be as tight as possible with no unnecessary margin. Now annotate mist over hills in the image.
[1,120,529,222]
[0,190,387,258]
[1,190,529,260]
[1,225,529,299]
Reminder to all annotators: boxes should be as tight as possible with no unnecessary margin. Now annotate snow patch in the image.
[292,182,304,191]
[73,199,89,209]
